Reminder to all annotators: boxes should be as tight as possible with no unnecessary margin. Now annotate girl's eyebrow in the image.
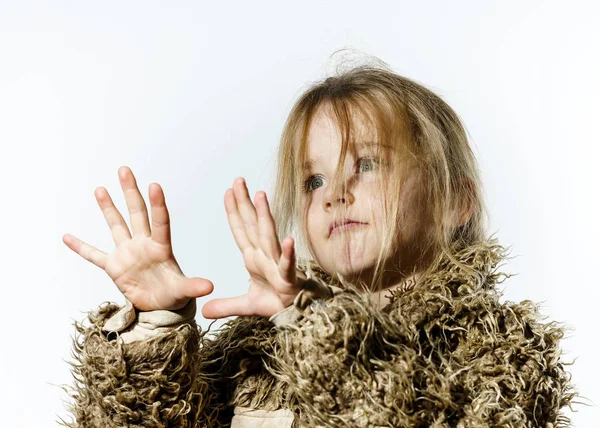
[303,159,317,171]
[303,142,391,170]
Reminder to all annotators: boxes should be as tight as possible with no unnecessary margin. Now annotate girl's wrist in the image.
[270,277,341,326]
[277,276,307,310]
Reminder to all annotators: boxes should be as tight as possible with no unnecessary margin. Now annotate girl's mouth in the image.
[330,221,366,237]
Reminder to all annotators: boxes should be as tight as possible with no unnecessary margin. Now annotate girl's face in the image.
[301,106,434,287]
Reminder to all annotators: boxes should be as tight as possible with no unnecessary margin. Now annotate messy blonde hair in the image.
[271,54,489,293]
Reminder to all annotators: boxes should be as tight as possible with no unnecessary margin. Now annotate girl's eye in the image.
[303,176,325,192]
[302,157,380,193]
[357,157,379,173]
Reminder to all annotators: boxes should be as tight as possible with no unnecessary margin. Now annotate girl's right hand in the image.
[201,177,306,320]
[62,166,214,312]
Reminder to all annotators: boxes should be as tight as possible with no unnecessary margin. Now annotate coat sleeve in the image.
[264,277,580,428]
[59,298,250,428]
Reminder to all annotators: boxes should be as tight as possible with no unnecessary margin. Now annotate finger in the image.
[278,236,297,285]
[179,276,214,299]
[94,187,132,246]
[201,294,252,319]
[224,188,252,252]
[148,183,173,247]
[118,166,151,237]
[232,177,259,247]
[255,191,281,259]
[62,233,108,270]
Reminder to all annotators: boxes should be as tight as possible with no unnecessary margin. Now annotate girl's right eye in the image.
[303,175,325,192]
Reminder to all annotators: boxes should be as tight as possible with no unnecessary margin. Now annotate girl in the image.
[61,60,579,427]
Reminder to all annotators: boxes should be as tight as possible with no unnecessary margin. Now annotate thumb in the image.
[201,294,251,319]
[180,276,214,299]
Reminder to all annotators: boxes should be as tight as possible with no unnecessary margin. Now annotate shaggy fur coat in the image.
[60,238,578,427]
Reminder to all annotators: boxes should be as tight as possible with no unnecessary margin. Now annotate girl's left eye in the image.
[357,157,379,173]
[302,157,380,193]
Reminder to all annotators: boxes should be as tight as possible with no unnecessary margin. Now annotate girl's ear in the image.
[443,177,475,228]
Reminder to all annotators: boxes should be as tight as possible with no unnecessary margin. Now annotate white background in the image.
[0,1,597,426]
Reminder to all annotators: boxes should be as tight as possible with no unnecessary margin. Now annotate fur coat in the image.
[60,237,578,427]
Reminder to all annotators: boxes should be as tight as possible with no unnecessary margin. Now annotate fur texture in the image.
[60,237,579,427]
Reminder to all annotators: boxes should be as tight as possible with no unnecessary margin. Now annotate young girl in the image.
[61,61,579,427]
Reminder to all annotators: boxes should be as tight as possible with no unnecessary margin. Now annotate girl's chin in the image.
[327,259,378,279]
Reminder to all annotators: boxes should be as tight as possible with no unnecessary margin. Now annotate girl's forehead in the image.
[306,108,377,155]
[309,106,374,137]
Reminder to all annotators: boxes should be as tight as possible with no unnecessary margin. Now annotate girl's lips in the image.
[329,221,366,237]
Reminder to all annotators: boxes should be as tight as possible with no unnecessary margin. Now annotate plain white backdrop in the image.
[0,1,597,426]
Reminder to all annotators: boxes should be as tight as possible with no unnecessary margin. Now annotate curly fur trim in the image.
[59,237,580,427]
[259,237,580,427]
[58,302,206,427]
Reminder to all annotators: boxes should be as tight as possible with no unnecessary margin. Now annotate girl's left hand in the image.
[201,177,305,319]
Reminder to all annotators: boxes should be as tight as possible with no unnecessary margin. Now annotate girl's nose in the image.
[323,181,354,208]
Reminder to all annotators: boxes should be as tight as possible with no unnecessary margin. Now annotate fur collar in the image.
[196,236,577,426]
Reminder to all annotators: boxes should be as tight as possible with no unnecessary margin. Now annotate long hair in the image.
[270,53,489,292]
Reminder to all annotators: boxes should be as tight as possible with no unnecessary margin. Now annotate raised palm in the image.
[201,177,305,319]
[63,166,214,311]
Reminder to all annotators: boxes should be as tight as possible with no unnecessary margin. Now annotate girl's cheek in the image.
[362,173,380,184]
